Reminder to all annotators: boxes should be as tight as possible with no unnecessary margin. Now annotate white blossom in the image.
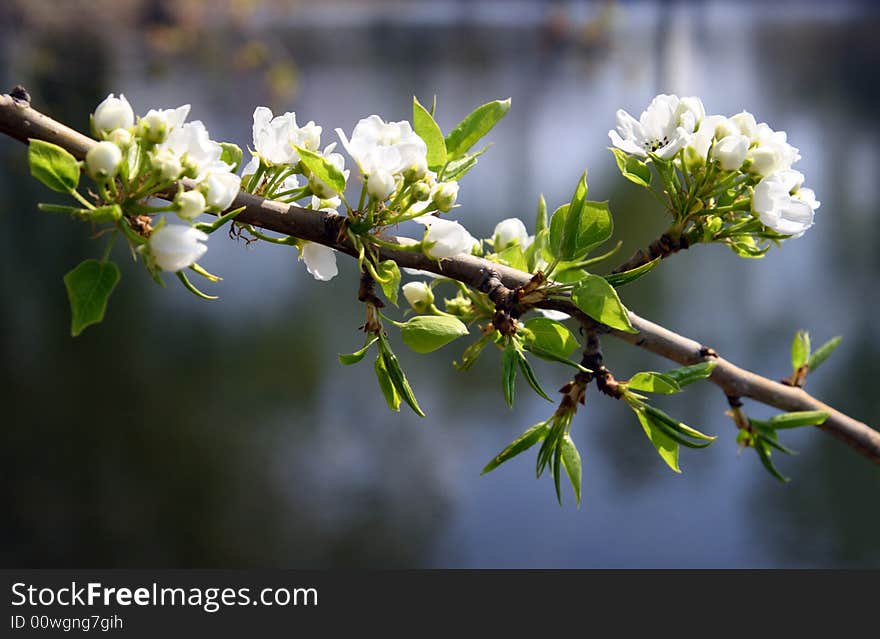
[413,215,474,259]
[156,120,222,175]
[107,128,132,148]
[300,242,338,281]
[711,134,750,171]
[366,169,396,201]
[196,161,241,210]
[93,94,134,134]
[138,105,190,144]
[251,106,321,166]
[85,141,123,179]
[308,144,348,198]
[402,281,434,312]
[493,217,530,249]
[151,147,183,181]
[730,111,757,139]
[433,181,459,212]
[608,94,698,160]
[336,115,428,177]
[146,224,208,272]
[746,123,801,177]
[752,170,817,238]
[175,189,206,221]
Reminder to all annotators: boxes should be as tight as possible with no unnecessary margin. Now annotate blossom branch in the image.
[2,93,878,465]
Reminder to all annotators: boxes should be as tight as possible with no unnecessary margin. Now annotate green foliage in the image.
[374,259,401,306]
[501,340,518,408]
[626,372,681,395]
[339,336,379,365]
[663,361,717,387]
[63,259,120,337]
[28,139,80,193]
[374,353,401,411]
[808,336,842,372]
[570,274,636,333]
[295,145,346,194]
[400,315,469,354]
[444,98,511,161]
[521,318,579,361]
[610,147,651,187]
[603,257,661,287]
[377,334,424,417]
[413,96,447,169]
[482,420,549,475]
[548,172,613,262]
[791,330,810,371]
[219,142,243,172]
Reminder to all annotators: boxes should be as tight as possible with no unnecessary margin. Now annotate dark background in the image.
[1,0,878,567]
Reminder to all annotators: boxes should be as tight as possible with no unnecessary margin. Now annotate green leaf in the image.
[445,98,511,160]
[767,411,829,429]
[522,318,579,360]
[375,353,401,412]
[663,361,717,387]
[495,245,528,271]
[755,439,790,483]
[339,336,379,365]
[63,259,120,337]
[374,260,401,306]
[560,434,582,506]
[807,336,842,372]
[548,174,614,262]
[442,146,487,181]
[791,330,811,372]
[634,406,680,473]
[603,257,661,288]
[219,142,243,172]
[502,340,518,408]
[413,96,447,169]
[400,315,469,354]
[571,274,636,333]
[295,145,346,194]
[453,335,490,371]
[378,336,424,417]
[626,372,681,395]
[610,147,652,187]
[481,420,549,475]
[28,139,80,193]
[516,350,552,402]
[535,194,548,234]
[755,431,797,456]
[89,204,124,223]
[643,405,715,447]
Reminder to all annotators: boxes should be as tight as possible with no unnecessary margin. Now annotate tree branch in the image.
[2,92,878,464]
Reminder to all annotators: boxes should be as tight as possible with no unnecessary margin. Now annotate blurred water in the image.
[1,0,878,567]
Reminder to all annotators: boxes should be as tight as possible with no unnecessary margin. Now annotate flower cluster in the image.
[609,94,819,250]
[89,94,242,275]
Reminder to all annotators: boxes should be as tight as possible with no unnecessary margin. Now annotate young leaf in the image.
[481,420,549,475]
[548,175,613,261]
[400,315,469,354]
[522,317,579,360]
[375,354,401,412]
[413,96,447,169]
[663,361,717,387]
[767,411,829,429]
[219,142,243,172]
[634,407,680,473]
[535,194,548,234]
[560,434,583,506]
[375,260,401,306]
[791,330,811,372]
[571,274,636,333]
[445,98,511,160]
[453,335,490,371]
[294,145,346,194]
[442,146,487,181]
[626,372,681,395]
[610,147,652,187]
[553,437,563,505]
[29,139,80,193]
[807,336,842,372]
[63,259,120,337]
[502,340,518,408]
[339,336,379,365]
[602,257,661,288]
[755,439,790,483]
[643,405,716,444]
[378,337,425,417]
[516,350,552,402]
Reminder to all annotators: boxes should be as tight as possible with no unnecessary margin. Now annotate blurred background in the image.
[1,0,878,568]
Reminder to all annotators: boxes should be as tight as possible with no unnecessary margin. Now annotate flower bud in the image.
[85,141,123,180]
[366,169,395,201]
[411,181,432,201]
[711,134,750,171]
[93,94,134,135]
[403,155,428,182]
[138,105,190,144]
[493,217,529,249]
[146,224,209,272]
[432,181,459,212]
[175,189,207,221]
[107,128,133,148]
[198,168,241,210]
[402,281,434,313]
[151,148,183,182]
[413,215,472,259]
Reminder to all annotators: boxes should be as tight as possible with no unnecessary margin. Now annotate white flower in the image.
[746,123,801,177]
[93,94,134,134]
[493,217,530,249]
[175,190,206,221]
[196,161,241,210]
[433,181,459,212]
[279,172,301,193]
[138,105,190,144]
[107,128,132,148]
[752,170,817,238]
[675,97,705,132]
[309,195,341,214]
[402,281,434,312]
[85,141,123,179]
[336,115,428,177]
[156,120,222,176]
[686,115,735,163]
[711,134,750,171]
[300,242,338,281]
[308,144,348,198]
[147,224,208,272]
[251,106,321,166]
[366,169,396,201]
[151,147,183,181]
[413,215,473,259]
[608,94,696,160]
[730,111,757,138]
[241,155,259,180]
